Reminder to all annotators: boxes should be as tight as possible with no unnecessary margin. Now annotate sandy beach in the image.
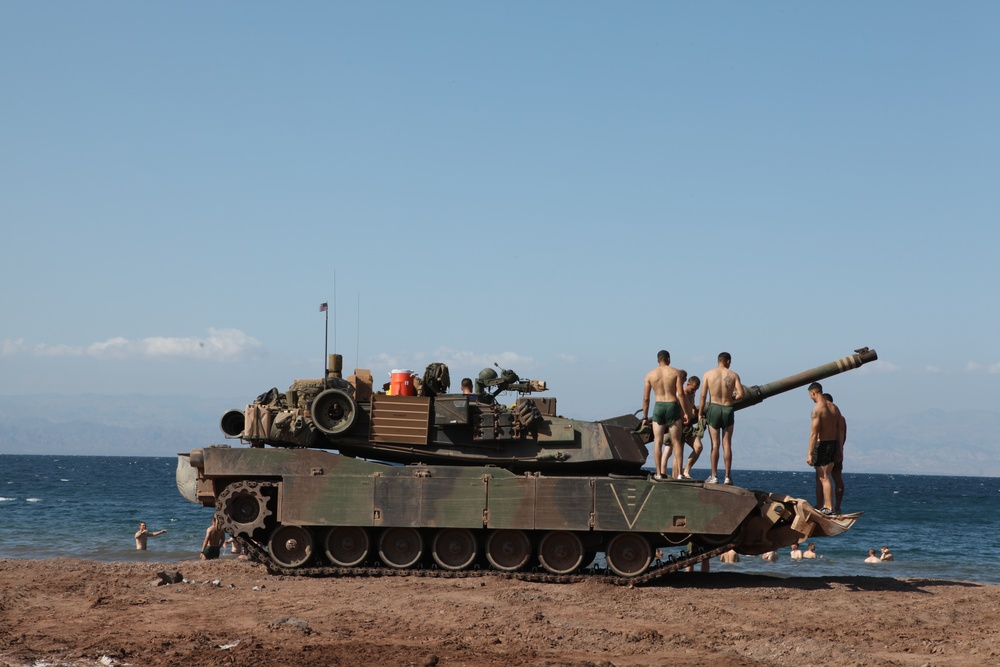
[1,558,997,667]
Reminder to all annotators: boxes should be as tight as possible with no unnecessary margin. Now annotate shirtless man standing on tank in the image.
[641,350,689,480]
[699,352,744,485]
[815,392,847,513]
[680,374,705,480]
[807,382,840,516]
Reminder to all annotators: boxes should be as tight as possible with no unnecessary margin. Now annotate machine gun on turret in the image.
[475,363,547,403]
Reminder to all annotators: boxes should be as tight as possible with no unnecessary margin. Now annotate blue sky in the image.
[2,2,998,430]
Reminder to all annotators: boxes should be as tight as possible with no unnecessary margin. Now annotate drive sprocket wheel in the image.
[216,481,275,538]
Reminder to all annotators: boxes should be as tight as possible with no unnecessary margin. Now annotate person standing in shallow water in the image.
[201,514,226,560]
[134,521,167,550]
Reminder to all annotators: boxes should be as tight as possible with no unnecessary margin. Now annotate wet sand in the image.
[1,558,997,666]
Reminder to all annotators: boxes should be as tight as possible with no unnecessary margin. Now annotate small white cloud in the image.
[966,362,982,373]
[924,365,942,373]
[988,362,1000,374]
[859,360,899,374]
[557,353,577,364]
[0,328,263,362]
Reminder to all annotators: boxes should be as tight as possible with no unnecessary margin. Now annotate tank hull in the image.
[178,445,858,578]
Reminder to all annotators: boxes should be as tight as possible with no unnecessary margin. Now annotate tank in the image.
[177,347,877,581]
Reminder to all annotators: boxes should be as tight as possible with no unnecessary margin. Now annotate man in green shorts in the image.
[679,373,705,479]
[698,352,744,485]
[201,514,226,560]
[641,350,690,480]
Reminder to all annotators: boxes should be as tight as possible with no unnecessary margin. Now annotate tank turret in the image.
[214,348,877,476]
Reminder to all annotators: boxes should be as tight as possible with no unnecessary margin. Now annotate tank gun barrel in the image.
[734,347,877,411]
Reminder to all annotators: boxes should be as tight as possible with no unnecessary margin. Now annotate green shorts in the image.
[683,417,707,444]
[651,401,681,427]
[705,403,735,429]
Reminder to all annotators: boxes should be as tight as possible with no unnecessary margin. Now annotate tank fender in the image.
[176,454,199,504]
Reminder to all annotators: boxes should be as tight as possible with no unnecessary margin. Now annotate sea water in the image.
[1,455,998,583]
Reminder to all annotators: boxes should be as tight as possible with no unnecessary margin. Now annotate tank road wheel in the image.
[311,389,358,435]
[485,530,532,572]
[378,527,424,569]
[324,526,370,567]
[268,525,314,568]
[432,528,478,571]
[538,531,584,575]
[216,481,274,537]
[605,533,652,577]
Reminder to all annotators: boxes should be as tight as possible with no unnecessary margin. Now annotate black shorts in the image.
[814,440,837,468]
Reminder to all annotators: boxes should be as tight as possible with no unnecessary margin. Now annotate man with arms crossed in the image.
[641,350,689,480]
[815,392,847,514]
[699,352,744,485]
[807,382,840,516]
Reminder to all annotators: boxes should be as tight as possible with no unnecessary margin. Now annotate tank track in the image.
[234,534,733,586]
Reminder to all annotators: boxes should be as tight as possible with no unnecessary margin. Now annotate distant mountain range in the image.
[0,394,240,458]
[1,394,997,477]
[736,410,1000,477]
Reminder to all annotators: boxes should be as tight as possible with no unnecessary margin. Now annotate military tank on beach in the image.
[177,347,877,582]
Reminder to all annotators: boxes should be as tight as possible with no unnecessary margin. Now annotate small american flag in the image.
[319,302,328,312]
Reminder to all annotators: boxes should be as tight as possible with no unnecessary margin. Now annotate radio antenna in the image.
[320,300,329,380]
[333,270,337,354]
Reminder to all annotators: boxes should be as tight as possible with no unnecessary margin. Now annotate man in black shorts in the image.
[807,382,840,516]
[815,392,847,514]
